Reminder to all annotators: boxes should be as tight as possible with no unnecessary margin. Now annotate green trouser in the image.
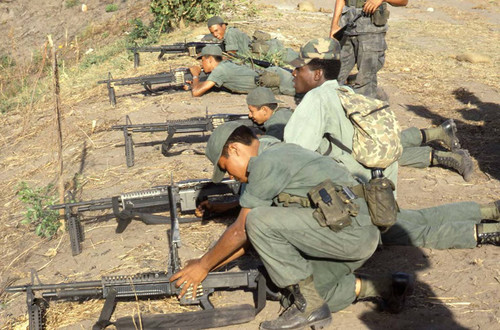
[399,127,432,168]
[245,201,379,311]
[382,201,480,249]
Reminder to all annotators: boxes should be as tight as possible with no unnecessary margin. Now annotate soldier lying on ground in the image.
[184,45,295,97]
[206,15,298,63]
[283,38,474,187]
[172,123,499,330]
[248,85,473,181]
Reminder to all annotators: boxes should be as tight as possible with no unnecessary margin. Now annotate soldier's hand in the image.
[363,0,383,14]
[170,259,209,299]
[329,24,341,39]
[189,65,202,76]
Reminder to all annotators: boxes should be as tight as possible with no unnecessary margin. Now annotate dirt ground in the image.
[0,0,499,329]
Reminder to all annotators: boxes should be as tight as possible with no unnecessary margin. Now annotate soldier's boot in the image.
[421,119,461,151]
[431,149,474,182]
[480,200,500,221]
[476,223,500,246]
[358,272,414,314]
[259,276,332,330]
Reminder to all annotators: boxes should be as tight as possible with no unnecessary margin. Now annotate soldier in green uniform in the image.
[246,87,293,141]
[329,0,408,99]
[207,16,251,55]
[172,122,499,330]
[185,45,295,97]
[283,38,474,184]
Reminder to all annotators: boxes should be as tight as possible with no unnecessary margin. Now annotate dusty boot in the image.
[358,272,414,314]
[421,119,461,151]
[476,223,500,246]
[260,276,332,330]
[480,200,500,221]
[431,149,474,181]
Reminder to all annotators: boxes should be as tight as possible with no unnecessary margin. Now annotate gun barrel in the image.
[50,198,113,211]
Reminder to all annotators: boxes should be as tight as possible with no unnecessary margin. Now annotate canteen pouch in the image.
[257,71,281,88]
[363,177,398,231]
[371,5,390,26]
[308,179,358,232]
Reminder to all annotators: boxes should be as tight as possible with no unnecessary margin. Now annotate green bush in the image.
[17,182,61,239]
[105,4,118,12]
[126,18,160,48]
[150,0,221,30]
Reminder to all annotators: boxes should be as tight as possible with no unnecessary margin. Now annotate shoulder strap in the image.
[323,133,352,156]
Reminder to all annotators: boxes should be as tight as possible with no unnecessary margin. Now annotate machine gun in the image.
[128,41,224,68]
[97,68,205,106]
[111,112,259,167]
[49,178,241,256]
[6,189,266,329]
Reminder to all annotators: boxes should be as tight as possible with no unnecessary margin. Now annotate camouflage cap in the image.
[207,16,226,28]
[206,122,242,183]
[197,44,223,59]
[288,38,341,67]
[246,87,283,107]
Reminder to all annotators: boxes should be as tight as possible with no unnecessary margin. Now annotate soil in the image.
[0,0,499,329]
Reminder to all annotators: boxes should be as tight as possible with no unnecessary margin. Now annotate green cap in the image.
[197,44,223,59]
[246,87,282,107]
[288,38,341,67]
[207,16,225,28]
[206,122,242,182]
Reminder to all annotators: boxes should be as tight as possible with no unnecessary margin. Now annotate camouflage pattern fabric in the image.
[336,87,403,168]
[289,38,341,67]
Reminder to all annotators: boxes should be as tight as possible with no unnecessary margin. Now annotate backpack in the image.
[325,87,403,169]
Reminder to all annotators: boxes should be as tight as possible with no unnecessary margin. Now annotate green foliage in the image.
[222,0,260,19]
[65,0,80,9]
[105,4,119,12]
[126,18,160,48]
[0,54,15,69]
[150,0,221,30]
[17,182,60,239]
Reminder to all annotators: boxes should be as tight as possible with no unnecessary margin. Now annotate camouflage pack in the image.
[332,87,403,169]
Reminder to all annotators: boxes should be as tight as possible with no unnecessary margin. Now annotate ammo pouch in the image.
[257,71,281,88]
[252,40,270,54]
[307,179,359,232]
[371,4,390,26]
[363,177,398,231]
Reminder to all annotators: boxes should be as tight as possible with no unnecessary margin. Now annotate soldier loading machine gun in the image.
[6,186,266,329]
[97,68,207,106]
[111,112,260,167]
[128,41,224,68]
[49,178,241,256]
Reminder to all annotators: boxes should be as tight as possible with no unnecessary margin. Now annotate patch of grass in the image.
[105,4,119,12]
[65,0,80,9]
[17,182,60,239]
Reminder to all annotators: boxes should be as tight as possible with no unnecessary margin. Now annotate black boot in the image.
[358,272,414,314]
[432,149,474,182]
[260,276,332,330]
[477,223,500,246]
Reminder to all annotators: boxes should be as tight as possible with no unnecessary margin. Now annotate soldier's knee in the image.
[245,207,269,236]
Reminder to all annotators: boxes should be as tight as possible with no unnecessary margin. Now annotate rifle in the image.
[224,52,293,73]
[97,68,206,106]
[6,192,266,330]
[128,41,224,68]
[333,12,363,46]
[111,112,259,167]
[49,178,241,256]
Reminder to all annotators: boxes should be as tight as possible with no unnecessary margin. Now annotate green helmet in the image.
[289,38,341,67]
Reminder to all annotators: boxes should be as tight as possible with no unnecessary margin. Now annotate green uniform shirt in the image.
[223,26,251,54]
[263,107,293,141]
[239,142,359,209]
[208,61,258,93]
[283,80,398,184]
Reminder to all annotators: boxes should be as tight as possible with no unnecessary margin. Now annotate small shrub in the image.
[65,0,80,9]
[105,4,118,12]
[17,182,61,239]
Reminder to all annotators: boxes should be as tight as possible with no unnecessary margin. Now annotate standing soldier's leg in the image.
[354,33,386,98]
[338,36,358,85]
